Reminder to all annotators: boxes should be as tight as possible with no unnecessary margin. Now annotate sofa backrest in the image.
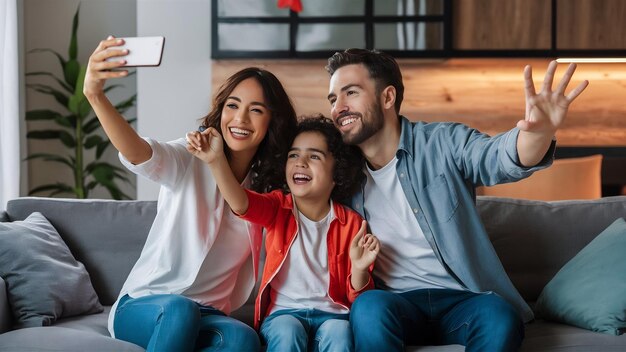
[5,196,626,307]
[476,195,626,302]
[5,197,156,305]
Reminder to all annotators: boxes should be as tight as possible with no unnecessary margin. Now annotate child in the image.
[187,116,380,351]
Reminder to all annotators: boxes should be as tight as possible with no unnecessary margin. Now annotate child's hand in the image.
[186,127,225,164]
[349,220,380,272]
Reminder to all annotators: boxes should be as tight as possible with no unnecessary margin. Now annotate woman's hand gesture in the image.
[186,127,225,165]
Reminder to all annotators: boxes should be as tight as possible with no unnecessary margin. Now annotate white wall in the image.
[22,0,137,199]
[136,0,212,200]
[22,0,212,200]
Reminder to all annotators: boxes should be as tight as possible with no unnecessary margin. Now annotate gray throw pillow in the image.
[0,212,103,328]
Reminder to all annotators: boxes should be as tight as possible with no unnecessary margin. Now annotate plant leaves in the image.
[25,72,74,93]
[83,117,101,134]
[26,130,77,150]
[28,183,75,197]
[58,130,76,148]
[55,114,77,128]
[28,48,67,69]
[115,94,137,114]
[86,180,98,191]
[95,141,110,159]
[27,83,69,107]
[24,3,136,201]
[27,130,62,139]
[69,5,80,61]
[84,135,103,149]
[64,59,80,91]
[89,164,132,200]
[23,153,74,169]
[78,97,92,119]
[25,109,62,121]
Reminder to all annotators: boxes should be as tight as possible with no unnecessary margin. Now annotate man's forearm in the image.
[516,130,554,167]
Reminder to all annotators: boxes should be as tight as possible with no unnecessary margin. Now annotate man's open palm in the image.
[518,60,589,136]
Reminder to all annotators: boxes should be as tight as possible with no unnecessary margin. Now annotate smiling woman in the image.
[83,36,297,350]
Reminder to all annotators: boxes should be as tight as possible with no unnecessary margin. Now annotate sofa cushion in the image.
[0,326,144,352]
[5,197,156,305]
[535,218,626,335]
[0,212,102,328]
[522,320,626,351]
[476,196,626,301]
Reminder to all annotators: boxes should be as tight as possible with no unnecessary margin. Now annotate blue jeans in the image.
[114,294,260,352]
[260,309,352,352]
[350,289,524,352]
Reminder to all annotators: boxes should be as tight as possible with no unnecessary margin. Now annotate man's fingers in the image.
[554,63,576,95]
[540,60,558,93]
[523,65,536,99]
[566,80,589,102]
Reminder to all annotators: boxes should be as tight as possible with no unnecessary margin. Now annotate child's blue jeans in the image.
[114,294,260,352]
[260,308,352,352]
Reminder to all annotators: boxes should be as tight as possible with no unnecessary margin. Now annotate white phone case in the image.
[107,36,165,67]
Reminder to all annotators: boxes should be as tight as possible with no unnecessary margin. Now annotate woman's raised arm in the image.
[83,36,152,164]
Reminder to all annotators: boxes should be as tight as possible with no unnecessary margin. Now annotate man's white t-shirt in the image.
[364,157,464,293]
[270,204,349,315]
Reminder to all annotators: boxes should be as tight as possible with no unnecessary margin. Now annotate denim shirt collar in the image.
[397,115,414,159]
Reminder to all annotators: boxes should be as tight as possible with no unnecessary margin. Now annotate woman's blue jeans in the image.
[260,309,352,352]
[350,289,524,352]
[114,294,260,352]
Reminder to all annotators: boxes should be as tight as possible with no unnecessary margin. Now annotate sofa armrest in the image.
[0,276,11,333]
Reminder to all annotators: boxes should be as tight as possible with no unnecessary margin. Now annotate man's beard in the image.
[341,100,385,146]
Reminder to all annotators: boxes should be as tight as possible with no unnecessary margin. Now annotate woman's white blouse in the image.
[107,137,263,337]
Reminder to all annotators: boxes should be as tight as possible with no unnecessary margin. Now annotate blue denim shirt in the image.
[351,116,555,323]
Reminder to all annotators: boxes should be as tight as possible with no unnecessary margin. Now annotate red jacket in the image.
[240,189,374,329]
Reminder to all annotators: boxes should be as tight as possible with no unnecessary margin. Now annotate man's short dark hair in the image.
[326,48,404,114]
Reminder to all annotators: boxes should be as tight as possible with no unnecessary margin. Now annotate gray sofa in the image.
[1,196,625,351]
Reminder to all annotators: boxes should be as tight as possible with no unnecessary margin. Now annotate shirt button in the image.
[413,208,418,214]
[399,173,405,178]
[355,204,360,209]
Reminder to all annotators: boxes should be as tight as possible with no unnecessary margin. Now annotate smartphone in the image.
[106,36,165,67]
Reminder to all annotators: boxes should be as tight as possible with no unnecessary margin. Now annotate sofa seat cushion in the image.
[53,306,111,336]
[522,320,626,351]
[0,326,144,352]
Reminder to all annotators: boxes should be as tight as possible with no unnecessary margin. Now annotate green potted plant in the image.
[25,5,135,200]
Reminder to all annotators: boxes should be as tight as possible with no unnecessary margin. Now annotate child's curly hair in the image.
[286,115,366,205]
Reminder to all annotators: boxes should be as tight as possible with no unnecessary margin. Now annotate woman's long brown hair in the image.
[200,67,297,192]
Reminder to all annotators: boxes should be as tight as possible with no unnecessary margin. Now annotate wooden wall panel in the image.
[557,0,626,49]
[212,59,626,146]
[453,0,551,49]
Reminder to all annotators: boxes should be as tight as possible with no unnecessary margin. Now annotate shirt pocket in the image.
[420,174,459,223]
